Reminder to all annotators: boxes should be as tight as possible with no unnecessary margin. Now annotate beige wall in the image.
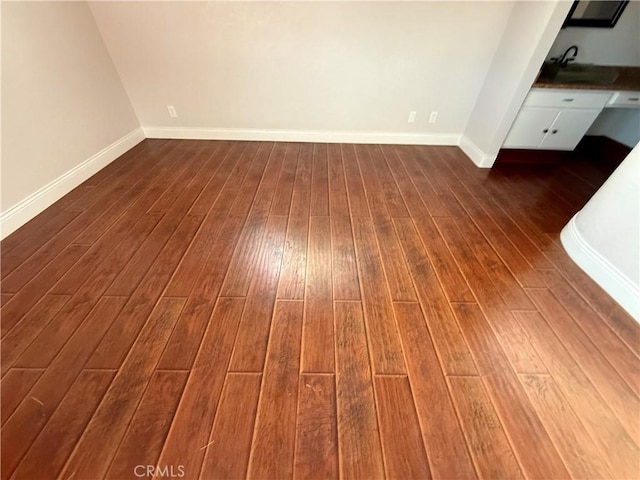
[1,1,139,213]
[89,1,513,137]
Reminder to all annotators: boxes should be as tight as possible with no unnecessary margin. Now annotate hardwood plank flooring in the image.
[1,295,70,375]
[519,373,616,479]
[527,287,640,442]
[302,216,334,373]
[1,296,127,476]
[351,217,406,374]
[12,369,115,480]
[392,302,477,479]
[106,370,188,479]
[58,297,185,479]
[157,216,245,370]
[0,368,44,425]
[374,375,431,479]
[157,297,245,477]
[247,300,303,479]
[330,215,360,300]
[200,372,262,480]
[0,244,89,333]
[434,217,547,374]
[228,215,288,372]
[450,302,569,479]
[277,189,310,300]
[334,301,385,479]
[1,139,637,479]
[392,218,477,375]
[448,375,524,479]
[293,373,338,480]
[512,310,640,479]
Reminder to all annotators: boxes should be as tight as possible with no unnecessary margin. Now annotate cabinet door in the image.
[539,108,602,150]
[503,107,559,149]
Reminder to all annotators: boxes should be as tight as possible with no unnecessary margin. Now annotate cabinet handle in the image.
[552,129,558,134]
[562,98,574,102]
[543,129,549,133]
[628,97,639,101]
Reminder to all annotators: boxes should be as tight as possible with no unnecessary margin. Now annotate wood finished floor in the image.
[1,139,639,480]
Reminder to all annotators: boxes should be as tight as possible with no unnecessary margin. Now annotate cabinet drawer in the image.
[524,89,612,109]
[607,91,640,108]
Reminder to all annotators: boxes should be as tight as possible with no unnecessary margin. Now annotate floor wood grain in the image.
[374,375,432,479]
[294,373,338,480]
[247,300,303,480]
[106,370,188,480]
[1,139,637,479]
[448,375,524,479]
[200,372,262,480]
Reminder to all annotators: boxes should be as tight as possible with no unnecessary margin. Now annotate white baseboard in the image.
[458,135,497,168]
[0,127,145,240]
[561,215,639,321]
[143,126,461,146]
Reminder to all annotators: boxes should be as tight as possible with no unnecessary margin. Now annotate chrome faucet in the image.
[551,45,579,67]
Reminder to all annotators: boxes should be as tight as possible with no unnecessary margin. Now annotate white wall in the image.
[88,1,514,140]
[461,0,572,166]
[561,144,640,320]
[588,108,640,148]
[548,0,640,66]
[1,1,140,237]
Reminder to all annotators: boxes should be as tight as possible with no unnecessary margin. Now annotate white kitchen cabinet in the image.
[503,89,612,150]
[606,91,640,108]
[502,107,560,149]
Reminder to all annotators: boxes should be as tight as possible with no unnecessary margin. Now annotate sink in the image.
[539,63,619,86]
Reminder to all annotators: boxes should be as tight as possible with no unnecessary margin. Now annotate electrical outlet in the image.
[167,105,178,118]
[408,111,416,123]
[429,111,438,123]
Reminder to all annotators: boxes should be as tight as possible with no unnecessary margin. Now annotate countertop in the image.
[534,66,640,92]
